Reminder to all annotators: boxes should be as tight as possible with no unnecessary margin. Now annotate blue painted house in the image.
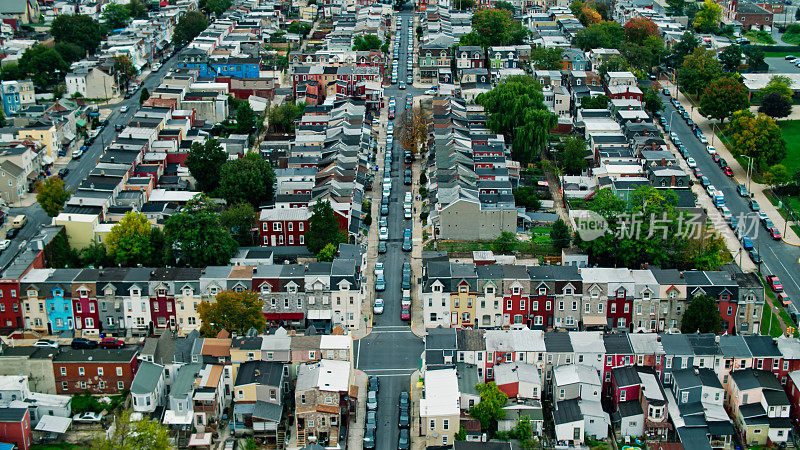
[44,269,81,334]
[178,49,260,79]
[0,80,34,116]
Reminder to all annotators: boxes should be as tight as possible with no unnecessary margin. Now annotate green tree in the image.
[642,86,664,115]
[509,416,535,448]
[718,44,742,72]
[678,47,722,97]
[305,201,347,255]
[475,75,556,165]
[494,1,515,12]
[114,55,137,89]
[666,0,685,15]
[469,382,508,431]
[235,101,257,134]
[759,91,792,119]
[574,21,624,50]
[352,34,383,51]
[186,138,228,193]
[219,202,256,246]
[761,75,793,100]
[164,194,238,267]
[36,176,70,217]
[92,411,172,450]
[726,110,786,171]
[492,231,518,254]
[139,87,150,105]
[513,186,541,210]
[668,31,699,67]
[102,3,131,29]
[197,290,266,337]
[286,20,312,36]
[550,218,571,252]
[620,35,665,72]
[54,42,85,64]
[267,102,306,133]
[580,94,610,109]
[530,47,564,70]
[105,211,155,267]
[204,0,232,16]
[680,295,722,333]
[173,11,208,46]
[693,0,722,33]
[19,45,69,89]
[317,243,338,262]
[459,8,527,47]
[699,75,749,123]
[763,164,791,187]
[128,0,148,18]
[79,242,114,268]
[743,45,766,71]
[0,109,5,128]
[50,14,105,53]
[43,228,80,268]
[217,153,276,209]
[453,0,475,9]
[561,136,589,174]
[596,54,628,79]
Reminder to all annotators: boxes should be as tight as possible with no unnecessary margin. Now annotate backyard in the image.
[424,227,558,257]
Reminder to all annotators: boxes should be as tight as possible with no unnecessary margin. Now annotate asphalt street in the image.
[0,52,181,270]
[656,88,800,320]
[354,8,424,450]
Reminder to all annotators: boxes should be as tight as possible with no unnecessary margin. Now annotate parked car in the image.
[73,412,102,423]
[375,273,386,291]
[398,406,410,428]
[5,227,20,239]
[57,168,69,179]
[766,275,784,292]
[378,241,387,253]
[115,124,124,131]
[224,438,237,450]
[369,376,379,393]
[373,298,384,315]
[379,227,389,240]
[400,307,410,320]
[769,227,782,240]
[737,184,749,197]
[0,240,10,251]
[100,337,124,349]
[33,339,59,348]
[686,157,697,168]
[723,166,734,177]
[398,429,410,450]
[374,262,384,276]
[70,338,98,349]
[749,200,760,211]
[367,391,378,410]
[72,148,83,159]
[749,249,762,264]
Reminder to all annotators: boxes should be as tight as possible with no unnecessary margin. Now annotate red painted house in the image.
[776,338,800,387]
[607,287,633,330]
[529,267,556,330]
[71,271,101,333]
[149,268,178,331]
[611,365,642,408]
[0,281,22,332]
[603,333,634,391]
[258,207,310,247]
[786,371,800,426]
[0,408,31,450]
[53,348,139,395]
[502,280,529,327]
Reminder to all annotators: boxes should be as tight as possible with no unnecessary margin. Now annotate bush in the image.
[419,187,427,197]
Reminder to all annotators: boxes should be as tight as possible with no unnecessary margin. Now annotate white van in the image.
[11,215,26,228]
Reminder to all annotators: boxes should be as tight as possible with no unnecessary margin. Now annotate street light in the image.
[742,155,754,197]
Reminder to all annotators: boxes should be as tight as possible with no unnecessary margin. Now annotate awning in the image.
[308,310,332,320]
[42,155,54,165]
[253,421,278,431]
[583,316,607,326]
[34,415,71,434]
[188,433,212,447]
[263,313,304,320]
[76,119,87,127]
[163,410,193,425]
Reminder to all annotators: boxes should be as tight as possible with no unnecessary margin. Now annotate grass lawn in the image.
[32,444,83,450]
[762,305,785,337]
[778,120,800,175]
[744,30,777,44]
[426,238,557,256]
[765,50,800,58]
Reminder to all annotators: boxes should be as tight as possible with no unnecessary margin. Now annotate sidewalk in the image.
[410,134,425,339]
[663,80,800,247]
[345,370,368,450]
[409,370,425,450]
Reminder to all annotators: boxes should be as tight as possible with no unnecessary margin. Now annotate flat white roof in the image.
[420,369,460,417]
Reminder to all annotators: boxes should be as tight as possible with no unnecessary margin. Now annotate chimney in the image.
[254,369,260,377]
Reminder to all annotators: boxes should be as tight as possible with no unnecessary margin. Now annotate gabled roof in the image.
[130,361,164,395]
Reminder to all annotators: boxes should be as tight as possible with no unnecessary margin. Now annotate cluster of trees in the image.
[173,11,208,46]
[576,187,729,270]
[459,9,528,47]
[101,0,148,30]
[575,15,664,74]
[570,0,610,25]
[227,95,259,136]
[676,47,751,124]
[306,201,348,259]
[681,295,722,334]
[197,290,266,337]
[267,102,307,134]
[286,20,312,37]
[554,136,590,175]
[475,75,557,166]
[199,0,233,16]
[398,106,428,156]
[352,34,383,51]
[461,381,538,447]
[185,138,276,209]
[726,109,786,172]
[530,47,564,70]
[91,411,171,450]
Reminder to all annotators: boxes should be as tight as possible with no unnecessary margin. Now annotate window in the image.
[300,395,306,404]
[116,367,123,376]
[98,367,103,376]
[681,391,688,403]
[784,361,789,371]
[559,388,565,399]
[611,303,616,314]
[538,287,547,296]
[532,301,538,311]
[78,367,85,376]
[506,300,512,310]
[118,381,124,390]
[98,381,105,389]
[546,301,551,311]
[585,303,590,313]
[273,222,282,231]
[80,381,86,389]
[572,301,577,311]
[598,303,604,313]
[443,419,449,430]
[429,420,436,431]
[624,303,629,313]
[61,381,68,391]
[60,367,66,376]
[558,301,564,311]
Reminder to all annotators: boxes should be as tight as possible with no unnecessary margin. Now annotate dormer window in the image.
[459,285,467,293]
[287,285,298,294]
[79,289,89,298]
[616,289,625,299]
[260,285,271,295]
[538,287,547,296]
[565,287,573,295]
[235,286,244,293]
[209,287,220,295]
[485,286,495,295]
[131,288,140,297]
[27,290,37,298]
[433,285,442,293]
[512,287,521,295]
[643,291,651,300]
[183,288,193,297]
[158,289,167,297]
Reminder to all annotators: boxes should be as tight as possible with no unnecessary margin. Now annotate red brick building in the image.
[53,348,139,394]
[0,408,31,450]
[258,207,310,247]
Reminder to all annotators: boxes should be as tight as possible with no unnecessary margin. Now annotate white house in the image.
[130,361,166,413]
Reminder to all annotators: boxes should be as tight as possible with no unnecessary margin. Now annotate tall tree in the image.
[54,42,85,64]
[641,86,664,115]
[36,176,70,217]
[203,0,233,16]
[561,136,590,174]
[305,201,346,255]
[19,45,69,89]
[718,44,742,72]
[105,211,155,266]
[139,87,150,105]
[219,202,257,246]
[761,75,793,100]
[580,94,610,109]
[667,32,698,68]
[680,295,722,333]
[164,194,238,267]
[235,101,257,135]
[469,382,508,431]
[267,102,306,133]
[172,11,208,46]
[666,0,685,15]
[316,243,338,262]
[50,15,105,53]
[492,231,518,254]
[352,34,382,51]
[623,17,659,44]
[186,138,228,193]
[217,153,276,209]
[597,55,628,79]
[743,45,766,71]
[693,0,722,33]
[550,218,571,251]
[530,47,564,70]
[574,21,624,50]
[197,290,266,336]
[459,8,527,47]
[91,411,172,450]
[113,55,137,89]
[102,3,131,29]
[758,91,792,119]
[726,110,786,171]
[128,0,148,18]
[453,0,475,9]
[678,47,722,97]
[699,75,749,123]
[620,35,665,72]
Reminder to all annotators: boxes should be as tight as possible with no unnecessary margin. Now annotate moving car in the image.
[100,337,124,349]
[373,298,384,315]
[33,339,59,348]
[120,106,128,113]
[58,168,69,179]
[766,275,784,292]
[71,338,98,349]
[5,227,20,240]
[778,292,790,307]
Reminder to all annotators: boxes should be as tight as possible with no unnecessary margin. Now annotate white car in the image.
[379,227,389,240]
[424,89,437,95]
[404,208,412,220]
[687,157,697,168]
[33,339,59,348]
[120,106,128,113]
[0,240,10,251]
[374,262,384,276]
[706,145,716,155]
[706,185,716,196]
[373,298,384,314]
[73,412,103,423]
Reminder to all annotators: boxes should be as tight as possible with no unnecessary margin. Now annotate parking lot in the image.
[766,56,800,73]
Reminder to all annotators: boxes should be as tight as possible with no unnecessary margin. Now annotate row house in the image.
[294,359,353,447]
[258,207,310,247]
[419,36,454,82]
[53,348,139,395]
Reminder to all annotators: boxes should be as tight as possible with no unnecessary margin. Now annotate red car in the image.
[766,275,784,293]
[778,292,790,306]
[400,307,410,320]
[722,166,734,177]
[99,337,125,349]
[769,227,782,240]
[712,154,720,163]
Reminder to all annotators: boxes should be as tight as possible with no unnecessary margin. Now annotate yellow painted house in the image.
[18,124,57,159]
[53,213,99,250]
[450,279,476,328]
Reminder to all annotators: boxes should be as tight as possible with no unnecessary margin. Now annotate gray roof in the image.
[603,333,632,354]
[235,361,284,387]
[0,407,27,422]
[744,335,782,357]
[53,348,137,363]
[718,335,752,359]
[253,400,283,422]
[618,400,643,418]
[427,327,458,350]
[171,363,203,398]
[545,332,573,353]
[553,398,582,424]
[612,366,640,387]
[130,361,164,395]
